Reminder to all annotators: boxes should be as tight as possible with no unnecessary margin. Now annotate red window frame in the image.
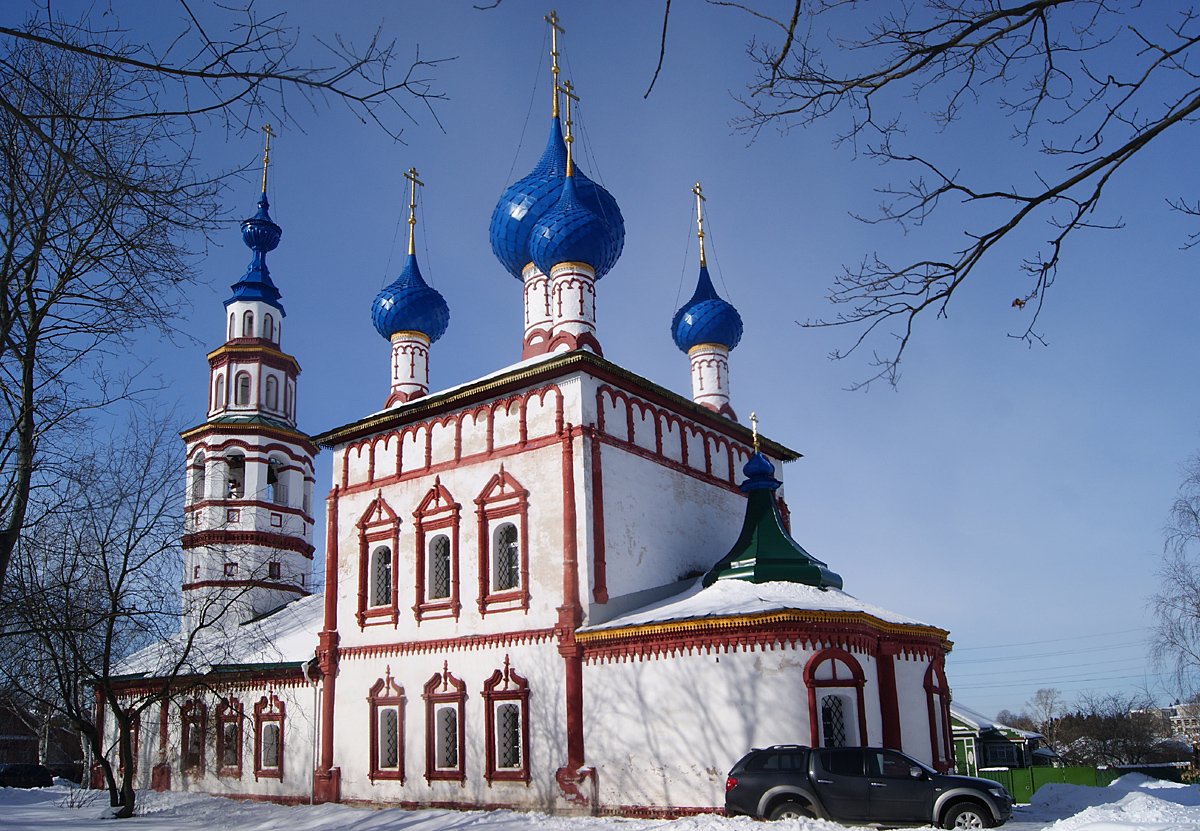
[423,664,466,783]
[413,478,461,622]
[924,658,953,772]
[215,697,243,779]
[356,495,400,627]
[482,657,530,784]
[804,648,868,749]
[475,466,529,615]
[368,671,406,782]
[253,694,284,781]
[180,699,206,774]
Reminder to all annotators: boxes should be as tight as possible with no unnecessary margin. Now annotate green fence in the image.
[975,766,1123,804]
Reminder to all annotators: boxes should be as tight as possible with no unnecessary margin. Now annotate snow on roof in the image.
[578,577,935,634]
[951,702,1043,739]
[117,593,323,678]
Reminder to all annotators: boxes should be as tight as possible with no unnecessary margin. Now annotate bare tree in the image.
[1026,687,1064,750]
[1055,692,1176,766]
[647,1,1200,386]
[1153,453,1200,697]
[0,5,445,593]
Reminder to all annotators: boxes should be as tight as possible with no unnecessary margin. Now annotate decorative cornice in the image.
[339,627,556,660]
[207,341,301,373]
[181,530,315,557]
[181,421,317,456]
[312,350,800,461]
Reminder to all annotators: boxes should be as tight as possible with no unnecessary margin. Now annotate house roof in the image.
[951,702,1043,739]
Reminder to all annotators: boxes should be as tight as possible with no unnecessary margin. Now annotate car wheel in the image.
[768,800,814,821]
[943,802,992,829]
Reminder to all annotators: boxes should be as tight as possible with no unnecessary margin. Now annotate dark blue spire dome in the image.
[371,254,450,343]
[490,117,624,279]
[741,451,779,491]
[226,193,285,313]
[671,264,743,352]
[530,174,622,278]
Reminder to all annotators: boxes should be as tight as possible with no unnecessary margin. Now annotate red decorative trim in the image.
[547,329,603,356]
[776,496,792,534]
[355,493,401,627]
[216,697,244,779]
[385,389,425,408]
[804,648,869,748]
[423,665,467,783]
[181,699,207,775]
[595,385,751,495]
[697,400,737,420]
[110,667,308,698]
[339,627,556,659]
[316,486,342,800]
[368,670,406,782]
[877,643,903,750]
[186,497,313,524]
[180,424,317,457]
[587,426,608,604]
[475,466,530,616]
[482,656,530,784]
[181,530,315,558]
[413,477,461,622]
[521,327,552,359]
[206,341,301,375]
[924,657,953,772]
[253,694,285,781]
[181,578,308,595]
[556,425,588,805]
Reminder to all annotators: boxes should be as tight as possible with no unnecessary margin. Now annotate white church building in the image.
[104,19,954,816]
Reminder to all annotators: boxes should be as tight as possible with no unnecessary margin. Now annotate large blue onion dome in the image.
[671,264,743,352]
[371,254,450,343]
[530,175,621,278]
[227,192,284,313]
[490,118,624,279]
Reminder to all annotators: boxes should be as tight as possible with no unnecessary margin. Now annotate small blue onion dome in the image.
[741,451,780,492]
[530,176,620,278]
[227,192,284,312]
[490,117,625,280]
[671,264,743,352]
[371,254,450,343]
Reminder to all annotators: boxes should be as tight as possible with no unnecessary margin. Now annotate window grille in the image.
[371,547,391,607]
[822,695,848,748]
[436,707,458,769]
[497,703,521,769]
[221,722,238,768]
[380,709,399,769]
[429,536,450,599]
[494,524,519,591]
[261,723,280,769]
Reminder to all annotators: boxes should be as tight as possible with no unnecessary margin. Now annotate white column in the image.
[548,261,600,354]
[522,262,552,358]
[688,343,735,419]
[387,330,431,406]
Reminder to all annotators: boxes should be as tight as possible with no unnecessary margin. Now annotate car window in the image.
[745,751,806,771]
[819,748,864,777]
[868,750,916,778]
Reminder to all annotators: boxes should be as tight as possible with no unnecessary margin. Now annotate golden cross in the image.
[546,10,565,118]
[750,411,759,453]
[693,182,707,267]
[559,80,579,176]
[261,123,275,193]
[404,166,424,256]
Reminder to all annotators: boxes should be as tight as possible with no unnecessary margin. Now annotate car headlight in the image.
[988,788,1008,800]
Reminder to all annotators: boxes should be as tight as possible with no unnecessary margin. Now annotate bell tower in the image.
[180,126,317,631]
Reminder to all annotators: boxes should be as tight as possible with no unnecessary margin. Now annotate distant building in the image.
[951,703,1057,775]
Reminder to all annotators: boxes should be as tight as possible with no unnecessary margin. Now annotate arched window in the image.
[234,372,251,406]
[190,453,206,502]
[429,535,451,599]
[226,454,245,499]
[370,546,392,608]
[264,375,278,411]
[483,659,530,783]
[925,659,953,771]
[216,698,243,778]
[284,384,293,419]
[228,313,235,340]
[214,374,226,409]
[242,310,254,337]
[493,523,519,591]
[181,699,207,773]
[263,313,274,341]
[253,695,284,780]
[423,668,465,782]
[267,457,287,505]
[368,672,405,782]
[804,648,868,749]
[302,480,312,516]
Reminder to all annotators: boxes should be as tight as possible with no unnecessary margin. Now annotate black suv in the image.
[725,745,1012,828]
[0,763,54,788]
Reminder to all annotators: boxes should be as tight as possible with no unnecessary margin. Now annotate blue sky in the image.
[41,1,1196,719]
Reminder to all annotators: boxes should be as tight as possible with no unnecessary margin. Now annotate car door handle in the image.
[870,782,887,788]
[816,779,833,784]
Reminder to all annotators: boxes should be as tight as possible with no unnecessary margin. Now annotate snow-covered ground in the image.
[3,775,1199,831]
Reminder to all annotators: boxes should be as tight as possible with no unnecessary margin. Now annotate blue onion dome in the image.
[741,451,779,491]
[490,118,624,279]
[671,264,743,352]
[227,192,284,312]
[530,175,619,278]
[371,254,450,343]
